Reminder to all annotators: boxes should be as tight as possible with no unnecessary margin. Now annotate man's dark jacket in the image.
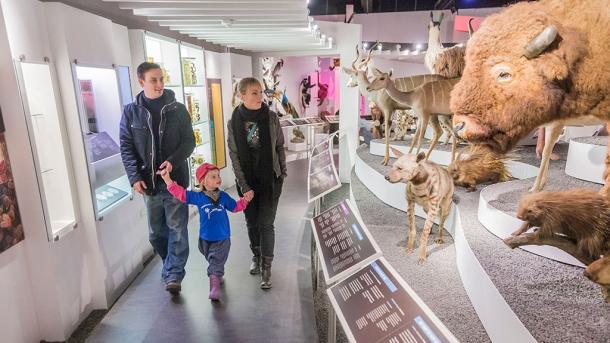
[120,89,195,193]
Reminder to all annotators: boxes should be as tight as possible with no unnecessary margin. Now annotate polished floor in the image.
[87,158,316,343]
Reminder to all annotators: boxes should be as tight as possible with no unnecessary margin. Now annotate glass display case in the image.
[180,42,213,187]
[144,33,184,104]
[72,64,133,219]
[15,61,78,240]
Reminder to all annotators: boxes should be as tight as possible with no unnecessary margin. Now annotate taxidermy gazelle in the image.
[530,116,605,192]
[342,43,444,165]
[425,11,472,78]
[386,148,455,264]
[367,68,460,162]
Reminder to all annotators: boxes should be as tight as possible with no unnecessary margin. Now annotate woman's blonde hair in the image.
[238,77,262,94]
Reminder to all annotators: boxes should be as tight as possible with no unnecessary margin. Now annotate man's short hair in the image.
[137,62,161,80]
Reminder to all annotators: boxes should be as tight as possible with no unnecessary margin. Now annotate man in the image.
[120,62,195,295]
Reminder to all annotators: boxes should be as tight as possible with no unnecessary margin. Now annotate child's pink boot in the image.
[209,275,221,301]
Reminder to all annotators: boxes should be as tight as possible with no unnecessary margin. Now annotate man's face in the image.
[139,68,164,99]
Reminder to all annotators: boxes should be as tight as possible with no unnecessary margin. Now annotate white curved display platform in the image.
[565,137,606,185]
[354,153,536,343]
[369,140,584,266]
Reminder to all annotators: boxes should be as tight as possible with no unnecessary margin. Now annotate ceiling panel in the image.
[104,0,334,52]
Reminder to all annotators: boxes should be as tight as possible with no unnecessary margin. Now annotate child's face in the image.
[241,84,263,110]
[203,170,221,190]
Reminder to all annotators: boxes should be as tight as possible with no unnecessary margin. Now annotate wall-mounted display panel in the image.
[207,78,225,170]
[15,61,78,240]
[144,33,184,104]
[72,64,132,219]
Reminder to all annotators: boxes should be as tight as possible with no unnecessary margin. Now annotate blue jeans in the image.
[143,186,189,283]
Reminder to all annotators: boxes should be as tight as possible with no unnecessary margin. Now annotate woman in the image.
[227,77,287,289]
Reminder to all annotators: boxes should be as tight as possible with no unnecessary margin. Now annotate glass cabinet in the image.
[15,61,78,240]
[180,42,212,187]
[72,64,133,219]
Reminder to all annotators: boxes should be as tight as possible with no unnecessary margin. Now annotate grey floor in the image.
[86,158,316,343]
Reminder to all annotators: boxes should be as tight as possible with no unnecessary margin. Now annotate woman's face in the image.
[241,84,263,110]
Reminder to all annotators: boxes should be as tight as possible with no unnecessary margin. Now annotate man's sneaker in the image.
[165,281,181,295]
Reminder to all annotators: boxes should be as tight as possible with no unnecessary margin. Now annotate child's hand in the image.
[243,190,254,202]
[157,168,173,185]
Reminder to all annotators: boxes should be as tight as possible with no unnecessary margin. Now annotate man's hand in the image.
[159,160,173,173]
[244,190,254,202]
[133,181,148,195]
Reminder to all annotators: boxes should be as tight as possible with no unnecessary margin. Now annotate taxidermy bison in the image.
[447,144,512,192]
[584,255,610,303]
[451,0,610,155]
[504,189,610,266]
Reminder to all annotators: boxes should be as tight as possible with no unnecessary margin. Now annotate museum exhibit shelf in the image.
[144,33,184,104]
[351,139,609,343]
[180,42,212,187]
[72,64,133,219]
[565,136,606,184]
[15,61,79,241]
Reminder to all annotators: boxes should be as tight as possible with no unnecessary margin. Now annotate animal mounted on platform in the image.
[504,189,610,266]
[299,76,316,111]
[367,68,459,162]
[584,255,610,303]
[392,109,417,141]
[447,144,513,192]
[424,11,468,78]
[385,148,455,264]
[450,0,610,194]
[342,44,445,165]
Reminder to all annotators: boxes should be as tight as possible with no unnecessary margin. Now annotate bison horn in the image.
[468,18,475,38]
[523,25,559,60]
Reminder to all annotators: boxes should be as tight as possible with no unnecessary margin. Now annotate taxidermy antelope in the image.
[424,12,471,78]
[342,43,444,165]
[367,69,460,162]
[530,116,605,192]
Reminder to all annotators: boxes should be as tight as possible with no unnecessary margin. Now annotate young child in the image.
[158,163,249,301]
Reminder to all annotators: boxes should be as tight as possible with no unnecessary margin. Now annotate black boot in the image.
[250,256,261,275]
[249,245,261,275]
[260,256,273,289]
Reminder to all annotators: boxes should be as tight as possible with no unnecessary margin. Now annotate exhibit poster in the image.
[207,78,226,169]
[310,149,332,175]
[327,258,458,343]
[0,128,24,254]
[308,135,340,202]
[310,199,382,284]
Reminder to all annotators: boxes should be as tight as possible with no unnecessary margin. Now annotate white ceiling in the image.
[102,0,334,52]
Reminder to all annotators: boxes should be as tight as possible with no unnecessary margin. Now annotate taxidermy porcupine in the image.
[514,189,610,264]
[447,144,512,192]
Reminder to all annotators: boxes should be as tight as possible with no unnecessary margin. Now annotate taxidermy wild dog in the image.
[584,255,610,303]
[447,144,513,192]
[386,148,455,263]
[504,189,610,266]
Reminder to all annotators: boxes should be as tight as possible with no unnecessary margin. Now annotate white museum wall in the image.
[205,50,253,189]
[315,7,502,43]
[0,8,41,343]
[0,0,151,341]
[45,1,151,310]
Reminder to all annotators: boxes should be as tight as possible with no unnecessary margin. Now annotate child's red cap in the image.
[196,163,219,183]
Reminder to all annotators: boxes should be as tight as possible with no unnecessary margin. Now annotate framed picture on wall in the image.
[207,78,226,169]
[0,107,24,253]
